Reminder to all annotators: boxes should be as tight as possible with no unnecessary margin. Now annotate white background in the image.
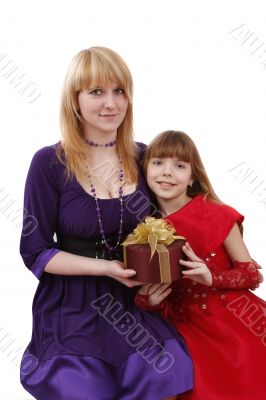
[1,1,266,398]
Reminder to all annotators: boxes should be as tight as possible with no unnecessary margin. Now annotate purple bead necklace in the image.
[85,138,124,252]
[85,139,116,147]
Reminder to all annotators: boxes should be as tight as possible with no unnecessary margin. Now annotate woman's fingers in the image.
[118,277,144,287]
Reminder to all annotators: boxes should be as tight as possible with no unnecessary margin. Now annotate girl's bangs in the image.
[149,136,191,162]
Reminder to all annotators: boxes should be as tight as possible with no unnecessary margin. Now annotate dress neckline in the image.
[75,175,141,201]
[165,195,201,218]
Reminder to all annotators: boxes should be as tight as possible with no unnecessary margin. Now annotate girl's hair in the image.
[142,130,220,202]
[56,46,138,185]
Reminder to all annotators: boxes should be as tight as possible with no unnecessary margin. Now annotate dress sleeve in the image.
[204,201,263,290]
[205,201,245,252]
[19,145,61,279]
[207,259,263,290]
[135,142,147,163]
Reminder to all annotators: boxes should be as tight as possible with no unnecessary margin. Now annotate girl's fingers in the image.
[182,269,203,276]
[180,259,204,269]
[147,283,171,296]
[182,242,202,262]
[138,284,152,295]
[161,288,172,298]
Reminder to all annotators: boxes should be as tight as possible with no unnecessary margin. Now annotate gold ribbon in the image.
[122,217,185,282]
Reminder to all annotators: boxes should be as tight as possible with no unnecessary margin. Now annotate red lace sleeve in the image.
[206,259,263,290]
[134,293,166,313]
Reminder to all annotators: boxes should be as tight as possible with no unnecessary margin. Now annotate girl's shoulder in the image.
[201,196,244,223]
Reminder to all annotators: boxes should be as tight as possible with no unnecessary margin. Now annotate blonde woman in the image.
[19,48,193,400]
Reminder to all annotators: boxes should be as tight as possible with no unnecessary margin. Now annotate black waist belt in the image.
[56,233,124,261]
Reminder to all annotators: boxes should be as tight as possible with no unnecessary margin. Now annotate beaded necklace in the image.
[84,139,124,253]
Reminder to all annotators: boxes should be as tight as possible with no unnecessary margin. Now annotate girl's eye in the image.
[152,160,162,165]
[89,88,103,95]
[114,88,125,95]
[176,163,186,169]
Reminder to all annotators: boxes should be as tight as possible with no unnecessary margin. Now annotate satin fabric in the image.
[161,195,266,400]
[20,338,192,400]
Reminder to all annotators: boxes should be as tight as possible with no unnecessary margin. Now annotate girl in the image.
[135,130,266,400]
[19,49,193,400]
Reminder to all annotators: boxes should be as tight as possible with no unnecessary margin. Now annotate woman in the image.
[19,48,193,400]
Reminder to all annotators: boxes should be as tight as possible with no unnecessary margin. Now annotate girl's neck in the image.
[157,195,192,217]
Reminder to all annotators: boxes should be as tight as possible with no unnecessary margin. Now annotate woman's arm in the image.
[45,251,143,287]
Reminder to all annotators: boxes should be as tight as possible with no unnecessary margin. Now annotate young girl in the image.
[135,130,266,400]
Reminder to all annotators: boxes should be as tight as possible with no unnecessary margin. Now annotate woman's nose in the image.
[103,93,116,109]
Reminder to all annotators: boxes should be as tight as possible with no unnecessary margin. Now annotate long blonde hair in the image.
[56,46,138,185]
[142,130,220,202]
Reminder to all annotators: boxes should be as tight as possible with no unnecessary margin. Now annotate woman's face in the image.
[147,157,193,202]
[77,82,128,138]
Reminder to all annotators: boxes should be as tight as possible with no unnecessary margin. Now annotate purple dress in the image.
[19,142,193,400]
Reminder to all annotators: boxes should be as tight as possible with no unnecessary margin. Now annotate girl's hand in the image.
[103,260,144,287]
[180,242,213,286]
[137,283,172,307]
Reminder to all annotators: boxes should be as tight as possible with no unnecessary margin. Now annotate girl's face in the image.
[77,82,128,137]
[147,157,193,202]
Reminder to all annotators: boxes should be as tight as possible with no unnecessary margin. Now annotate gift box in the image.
[122,217,186,283]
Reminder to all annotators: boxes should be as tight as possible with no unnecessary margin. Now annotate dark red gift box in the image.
[123,239,186,283]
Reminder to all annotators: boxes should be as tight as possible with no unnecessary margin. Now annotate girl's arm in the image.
[134,283,172,311]
[135,224,264,310]
[207,223,263,290]
[181,226,263,290]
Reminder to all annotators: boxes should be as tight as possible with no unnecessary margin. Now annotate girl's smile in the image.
[147,157,193,213]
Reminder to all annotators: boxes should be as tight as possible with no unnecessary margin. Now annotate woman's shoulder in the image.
[31,141,61,163]
[26,142,63,187]
[135,141,147,162]
[135,141,147,150]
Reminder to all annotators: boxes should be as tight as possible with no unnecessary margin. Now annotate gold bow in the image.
[122,216,184,260]
[122,216,185,281]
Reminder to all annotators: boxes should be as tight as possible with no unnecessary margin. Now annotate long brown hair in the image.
[142,130,220,202]
[56,46,138,185]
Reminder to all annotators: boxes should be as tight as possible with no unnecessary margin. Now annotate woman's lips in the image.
[99,114,118,118]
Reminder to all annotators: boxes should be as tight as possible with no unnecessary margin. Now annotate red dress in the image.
[135,195,266,400]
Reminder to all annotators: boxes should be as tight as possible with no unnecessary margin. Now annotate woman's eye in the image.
[114,88,125,95]
[89,88,103,95]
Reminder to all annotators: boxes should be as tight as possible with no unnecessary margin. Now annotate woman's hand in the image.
[180,242,213,286]
[103,260,144,287]
[137,283,172,307]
